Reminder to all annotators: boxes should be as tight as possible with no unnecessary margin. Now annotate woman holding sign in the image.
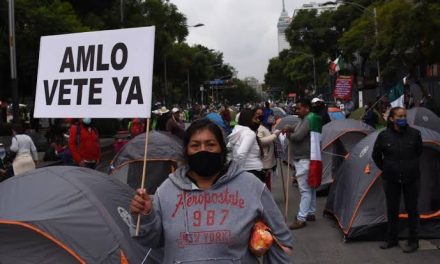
[129,118,292,263]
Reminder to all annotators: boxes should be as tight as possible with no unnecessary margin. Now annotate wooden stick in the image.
[284,142,291,220]
[278,158,287,220]
[136,118,151,236]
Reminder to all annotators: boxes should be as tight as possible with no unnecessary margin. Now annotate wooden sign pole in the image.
[136,118,151,236]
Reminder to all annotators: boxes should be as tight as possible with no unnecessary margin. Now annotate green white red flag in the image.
[306,112,322,188]
[329,55,342,75]
[388,82,404,108]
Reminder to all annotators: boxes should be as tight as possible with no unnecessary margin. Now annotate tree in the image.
[0,0,238,107]
[0,0,88,99]
[339,0,440,85]
[222,79,259,105]
[0,0,190,101]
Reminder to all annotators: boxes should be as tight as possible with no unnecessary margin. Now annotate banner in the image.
[333,75,353,101]
[34,27,155,118]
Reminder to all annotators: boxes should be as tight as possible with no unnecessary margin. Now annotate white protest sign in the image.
[34,26,155,118]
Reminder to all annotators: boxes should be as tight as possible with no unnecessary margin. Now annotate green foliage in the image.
[0,0,237,107]
[266,0,440,97]
[222,79,260,104]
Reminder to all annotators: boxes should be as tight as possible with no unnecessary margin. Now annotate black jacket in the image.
[372,126,423,182]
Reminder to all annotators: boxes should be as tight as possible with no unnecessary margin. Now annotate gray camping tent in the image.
[109,131,184,193]
[325,126,440,240]
[0,166,162,263]
[407,107,440,134]
[320,119,375,189]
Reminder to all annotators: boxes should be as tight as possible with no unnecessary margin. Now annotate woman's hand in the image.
[130,188,153,216]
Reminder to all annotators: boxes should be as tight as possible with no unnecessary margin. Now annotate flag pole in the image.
[360,93,388,120]
[284,143,291,220]
[278,158,287,219]
[136,118,151,236]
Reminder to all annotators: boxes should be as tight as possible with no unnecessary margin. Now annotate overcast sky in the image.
[169,0,330,83]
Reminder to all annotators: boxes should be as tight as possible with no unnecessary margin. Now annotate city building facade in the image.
[293,1,340,17]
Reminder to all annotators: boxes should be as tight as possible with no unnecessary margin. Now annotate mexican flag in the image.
[329,55,342,75]
[306,112,322,188]
[388,82,404,107]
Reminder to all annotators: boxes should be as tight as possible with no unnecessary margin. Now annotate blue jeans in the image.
[294,159,316,222]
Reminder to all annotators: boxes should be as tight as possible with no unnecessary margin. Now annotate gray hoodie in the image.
[130,161,293,263]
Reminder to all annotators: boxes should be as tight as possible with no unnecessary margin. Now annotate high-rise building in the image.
[277,0,292,53]
[244,77,262,96]
[293,1,340,17]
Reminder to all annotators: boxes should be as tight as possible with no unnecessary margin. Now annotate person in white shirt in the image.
[257,108,281,190]
[10,123,38,175]
[227,108,264,181]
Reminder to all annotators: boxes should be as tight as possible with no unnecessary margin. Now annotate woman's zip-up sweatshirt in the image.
[130,161,293,263]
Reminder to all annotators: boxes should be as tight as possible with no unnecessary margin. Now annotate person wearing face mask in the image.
[129,119,293,263]
[372,107,423,253]
[68,118,101,169]
[227,108,265,181]
[256,107,282,190]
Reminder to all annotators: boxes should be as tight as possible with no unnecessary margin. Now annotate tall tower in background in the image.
[277,0,291,53]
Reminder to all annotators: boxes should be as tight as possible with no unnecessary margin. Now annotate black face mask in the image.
[188,151,223,178]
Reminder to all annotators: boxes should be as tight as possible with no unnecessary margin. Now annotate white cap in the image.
[172,107,180,113]
[311,97,324,104]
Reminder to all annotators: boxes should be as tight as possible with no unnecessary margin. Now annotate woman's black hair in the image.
[183,118,227,163]
[238,108,257,128]
[387,106,405,128]
[296,98,312,109]
[12,123,24,134]
[237,107,264,157]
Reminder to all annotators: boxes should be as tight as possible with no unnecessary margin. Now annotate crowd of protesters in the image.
[0,94,431,259]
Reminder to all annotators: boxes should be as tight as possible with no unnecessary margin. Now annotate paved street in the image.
[271,163,440,263]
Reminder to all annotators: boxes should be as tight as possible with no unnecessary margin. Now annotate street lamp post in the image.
[8,0,19,122]
[187,48,214,107]
[200,85,204,106]
[185,24,205,106]
[312,56,316,92]
[120,0,124,28]
[190,23,205,28]
[373,7,381,96]
[163,23,204,106]
[187,69,190,107]
[164,54,168,105]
